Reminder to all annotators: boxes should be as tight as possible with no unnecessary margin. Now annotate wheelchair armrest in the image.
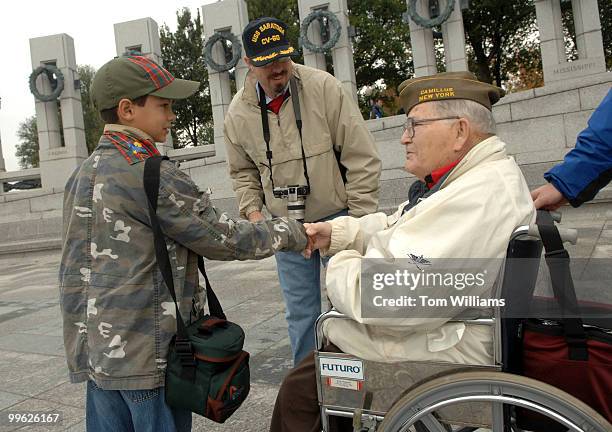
[315,309,353,350]
[316,311,496,351]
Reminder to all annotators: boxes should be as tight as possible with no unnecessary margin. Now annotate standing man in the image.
[371,98,384,119]
[224,17,381,365]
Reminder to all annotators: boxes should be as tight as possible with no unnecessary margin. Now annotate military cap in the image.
[398,71,505,114]
[242,17,296,67]
[91,55,200,111]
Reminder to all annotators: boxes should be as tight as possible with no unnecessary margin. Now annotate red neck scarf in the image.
[267,90,290,115]
[425,159,461,189]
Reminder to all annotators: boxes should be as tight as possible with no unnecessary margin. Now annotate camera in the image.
[273,185,310,221]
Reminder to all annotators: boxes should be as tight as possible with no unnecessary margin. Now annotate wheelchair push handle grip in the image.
[528,226,578,245]
[549,210,562,223]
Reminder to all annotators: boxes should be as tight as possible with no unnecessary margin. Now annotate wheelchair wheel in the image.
[378,371,610,432]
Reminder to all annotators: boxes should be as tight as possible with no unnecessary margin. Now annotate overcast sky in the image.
[0,0,218,171]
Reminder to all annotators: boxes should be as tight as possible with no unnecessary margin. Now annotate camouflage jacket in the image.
[59,124,307,390]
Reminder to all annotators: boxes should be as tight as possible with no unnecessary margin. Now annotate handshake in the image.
[247,210,333,258]
[302,222,333,259]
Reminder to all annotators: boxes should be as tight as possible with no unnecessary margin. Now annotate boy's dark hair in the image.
[99,95,149,124]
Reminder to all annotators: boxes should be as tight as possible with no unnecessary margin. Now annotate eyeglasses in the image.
[402,116,461,138]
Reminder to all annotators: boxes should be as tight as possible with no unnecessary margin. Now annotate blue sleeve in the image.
[544,89,612,207]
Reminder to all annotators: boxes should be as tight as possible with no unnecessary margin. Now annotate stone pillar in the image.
[30,34,88,190]
[441,0,468,72]
[114,18,173,154]
[406,0,437,77]
[114,18,163,64]
[202,0,250,163]
[298,0,358,102]
[297,3,327,71]
[535,0,568,77]
[571,0,605,61]
[535,0,606,83]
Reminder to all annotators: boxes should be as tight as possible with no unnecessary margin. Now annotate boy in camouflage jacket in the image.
[59,55,307,432]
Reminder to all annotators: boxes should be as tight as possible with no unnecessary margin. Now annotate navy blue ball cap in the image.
[242,17,296,66]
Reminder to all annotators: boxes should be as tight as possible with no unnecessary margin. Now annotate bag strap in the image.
[143,156,227,379]
[536,210,588,361]
[144,156,227,320]
[144,156,189,337]
[197,257,226,320]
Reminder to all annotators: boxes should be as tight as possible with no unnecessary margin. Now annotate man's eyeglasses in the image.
[402,116,460,138]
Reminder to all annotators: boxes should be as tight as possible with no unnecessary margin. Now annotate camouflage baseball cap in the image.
[398,71,504,114]
[91,55,200,111]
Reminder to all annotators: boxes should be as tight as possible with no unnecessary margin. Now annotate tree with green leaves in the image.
[15,116,39,169]
[462,0,538,87]
[78,65,105,154]
[160,8,212,148]
[348,0,413,115]
[348,1,412,93]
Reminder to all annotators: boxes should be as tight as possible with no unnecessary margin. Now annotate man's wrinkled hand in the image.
[301,222,332,259]
[531,183,568,210]
[247,210,265,222]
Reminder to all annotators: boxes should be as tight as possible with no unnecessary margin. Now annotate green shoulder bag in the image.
[144,156,250,422]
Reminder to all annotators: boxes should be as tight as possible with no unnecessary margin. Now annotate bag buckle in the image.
[174,338,197,381]
[175,339,195,363]
[545,249,569,259]
[564,335,589,361]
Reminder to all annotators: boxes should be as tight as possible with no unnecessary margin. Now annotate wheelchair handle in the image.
[549,210,562,223]
[315,309,353,350]
[529,225,578,245]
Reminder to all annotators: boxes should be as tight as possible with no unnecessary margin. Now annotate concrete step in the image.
[0,237,61,255]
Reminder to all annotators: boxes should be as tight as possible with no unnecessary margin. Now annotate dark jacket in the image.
[544,89,612,207]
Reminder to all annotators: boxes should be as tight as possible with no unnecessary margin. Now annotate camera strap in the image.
[257,78,311,192]
[289,78,311,190]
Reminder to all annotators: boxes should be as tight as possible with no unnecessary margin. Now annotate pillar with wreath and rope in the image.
[202,0,250,163]
[29,33,88,191]
[298,0,358,103]
[403,0,469,77]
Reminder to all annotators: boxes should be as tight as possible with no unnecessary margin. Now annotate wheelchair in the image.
[314,219,612,432]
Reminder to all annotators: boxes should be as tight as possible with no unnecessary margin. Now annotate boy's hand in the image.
[302,222,332,259]
[247,210,265,222]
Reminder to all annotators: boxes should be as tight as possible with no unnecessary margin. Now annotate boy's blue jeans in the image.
[274,209,348,366]
[86,381,192,432]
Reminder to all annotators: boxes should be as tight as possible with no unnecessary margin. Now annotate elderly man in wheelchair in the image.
[269,72,611,432]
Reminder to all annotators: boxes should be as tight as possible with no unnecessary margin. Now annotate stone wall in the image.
[0,188,63,253]
[371,71,612,212]
[1,72,610,254]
